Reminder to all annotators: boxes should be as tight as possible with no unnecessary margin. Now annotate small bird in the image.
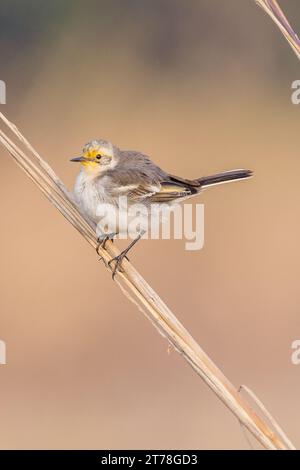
[71,139,252,278]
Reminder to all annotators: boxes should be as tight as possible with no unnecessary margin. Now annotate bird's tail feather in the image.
[195,169,253,188]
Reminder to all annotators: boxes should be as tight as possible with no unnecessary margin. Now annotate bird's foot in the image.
[96,233,117,257]
[108,251,128,280]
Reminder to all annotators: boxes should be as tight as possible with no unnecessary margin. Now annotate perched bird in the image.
[71,139,252,278]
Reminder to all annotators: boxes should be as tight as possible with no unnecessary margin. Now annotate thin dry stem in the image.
[0,111,295,450]
[239,385,296,450]
[255,1,300,59]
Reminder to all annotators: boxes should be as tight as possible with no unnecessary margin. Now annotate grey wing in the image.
[105,169,162,202]
[106,150,198,203]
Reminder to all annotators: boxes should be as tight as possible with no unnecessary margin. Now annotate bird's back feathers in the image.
[102,150,252,204]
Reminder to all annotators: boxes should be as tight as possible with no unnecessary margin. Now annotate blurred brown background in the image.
[0,0,300,450]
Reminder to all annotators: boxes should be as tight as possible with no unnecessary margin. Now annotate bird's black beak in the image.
[70,156,85,162]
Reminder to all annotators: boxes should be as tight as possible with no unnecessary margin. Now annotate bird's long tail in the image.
[195,169,252,189]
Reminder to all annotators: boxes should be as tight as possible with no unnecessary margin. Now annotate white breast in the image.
[73,170,176,239]
[73,171,115,222]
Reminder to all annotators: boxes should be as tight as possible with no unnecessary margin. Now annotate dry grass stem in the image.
[239,385,295,450]
[0,112,295,450]
[255,1,300,59]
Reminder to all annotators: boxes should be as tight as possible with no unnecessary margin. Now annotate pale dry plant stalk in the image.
[255,1,300,58]
[0,112,295,450]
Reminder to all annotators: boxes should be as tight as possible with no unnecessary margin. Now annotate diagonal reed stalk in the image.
[0,112,295,450]
[255,1,300,59]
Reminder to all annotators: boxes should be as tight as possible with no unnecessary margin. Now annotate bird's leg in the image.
[108,230,145,280]
[96,232,117,257]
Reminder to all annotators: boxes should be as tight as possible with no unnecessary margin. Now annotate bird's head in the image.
[71,139,119,174]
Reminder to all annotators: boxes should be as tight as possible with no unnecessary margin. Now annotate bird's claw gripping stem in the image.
[96,233,117,257]
[108,253,127,280]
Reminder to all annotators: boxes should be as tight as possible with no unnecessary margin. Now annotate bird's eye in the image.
[96,154,101,160]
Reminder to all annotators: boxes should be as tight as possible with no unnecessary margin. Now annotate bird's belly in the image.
[73,175,176,238]
[117,202,175,237]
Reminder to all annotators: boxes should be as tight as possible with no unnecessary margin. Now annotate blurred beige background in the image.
[0,0,300,450]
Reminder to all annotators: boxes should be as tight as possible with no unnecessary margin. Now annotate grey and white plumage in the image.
[72,138,252,237]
